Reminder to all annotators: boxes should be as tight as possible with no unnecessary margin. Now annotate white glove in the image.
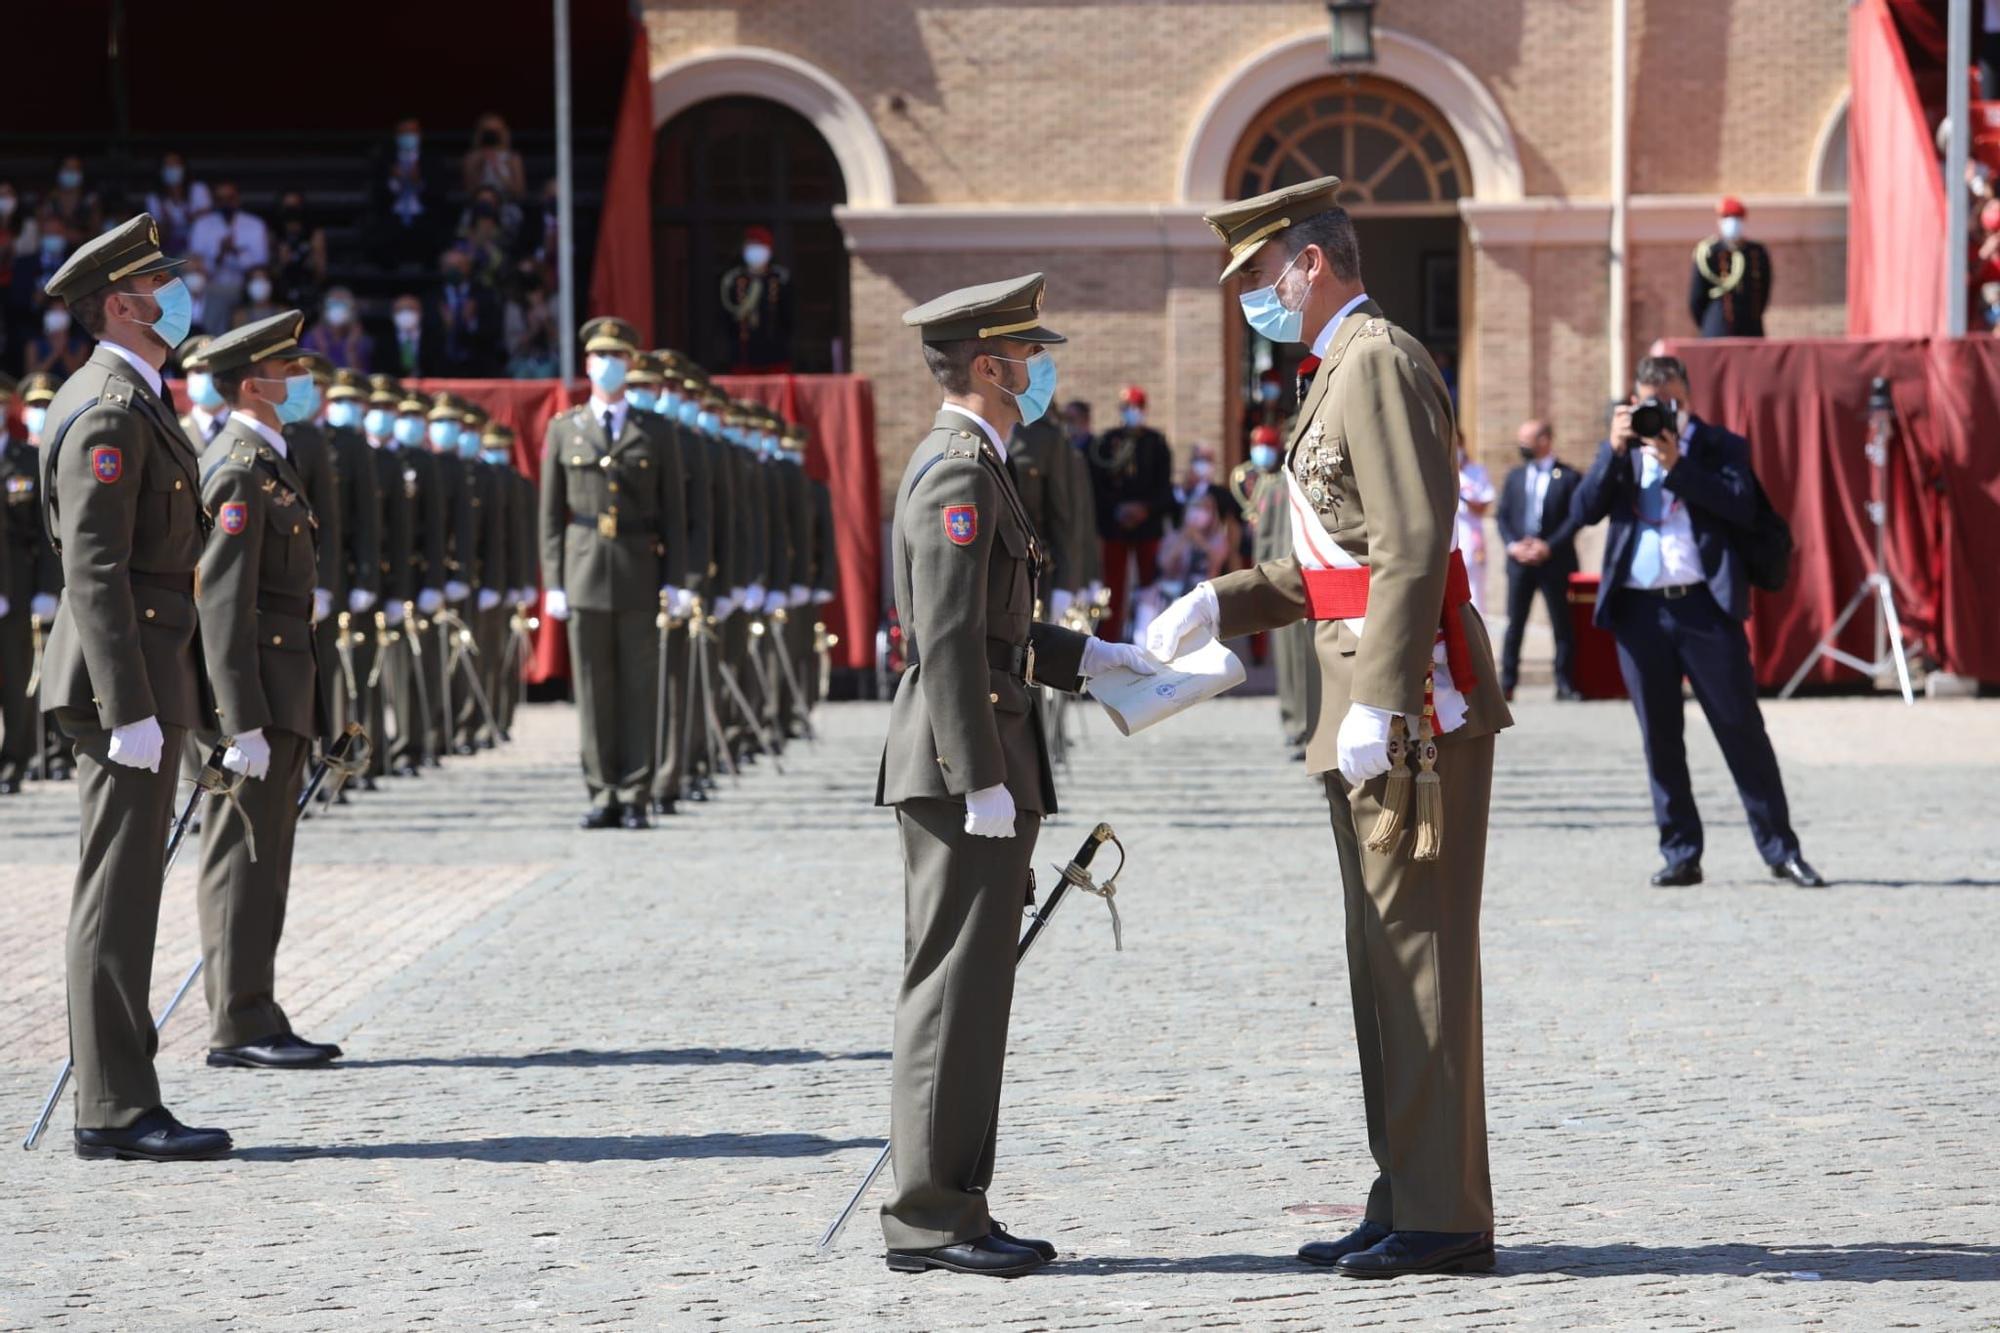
[1336,703,1399,785]
[811,588,835,605]
[477,588,502,612]
[223,727,271,781]
[789,583,810,608]
[312,588,333,623]
[1048,589,1074,622]
[31,593,59,621]
[512,588,530,607]
[712,594,736,620]
[417,587,444,615]
[444,580,470,603]
[1080,637,1159,679]
[543,588,569,622]
[1144,582,1219,661]
[106,716,165,772]
[1087,580,1107,604]
[383,601,406,627]
[347,588,377,615]
[963,782,1018,839]
[672,587,697,618]
[745,582,768,612]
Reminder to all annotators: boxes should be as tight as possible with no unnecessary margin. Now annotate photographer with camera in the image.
[1570,355,1823,889]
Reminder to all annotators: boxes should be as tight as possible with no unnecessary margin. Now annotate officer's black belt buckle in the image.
[131,568,196,595]
[257,591,314,620]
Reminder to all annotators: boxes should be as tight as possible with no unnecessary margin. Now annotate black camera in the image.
[1630,397,1676,440]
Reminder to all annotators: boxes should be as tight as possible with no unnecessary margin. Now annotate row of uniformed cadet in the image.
[538,317,837,829]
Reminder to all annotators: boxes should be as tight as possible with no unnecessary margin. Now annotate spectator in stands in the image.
[303,286,373,370]
[370,117,443,270]
[188,180,269,334]
[230,265,282,329]
[457,189,513,285]
[271,191,327,309]
[43,156,103,237]
[531,178,561,269]
[430,245,500,376]
[143,151,211,255]
[1455,433,1496,619]
[5,216,70,375]
[179,258,216,337]
[1062,399,1093,450]
[1159,491,1234,598]
[504,261,557,377]
[0,180,19,256]
[1173,441,1242,534]
[26,305,90,378]
[462,112,527,201]
[377,292,441,378]
[1982,281,2000,334]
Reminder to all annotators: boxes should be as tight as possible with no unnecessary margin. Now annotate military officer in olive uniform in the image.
[636,350,712,814]
[20,372,78,783]
[281,355,340,650]
[1006,404,1075,619]
[384,389,447,775]
[539,316,690,828]
[452,401,509,751]
[189,311,343,1071]
[37,215,233,1160]
[1239,423,1317,758]
[876,275,1154,1277]
[2,373,64,793]
[1149,179,1510,1279]
[357,377,415,786]
[314,369,383,757]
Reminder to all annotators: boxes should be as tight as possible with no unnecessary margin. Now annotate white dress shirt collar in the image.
[940,403,1008,463]
[1309,291,1372,359]
[238,413,289,459]
[99,337,163,398]
[589,394,629,438]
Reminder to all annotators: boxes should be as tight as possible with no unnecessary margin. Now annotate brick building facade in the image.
[645,1,1849,497]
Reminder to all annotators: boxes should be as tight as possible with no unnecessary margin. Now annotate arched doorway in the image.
[652,96,850,373]
[1224,75,1471,454]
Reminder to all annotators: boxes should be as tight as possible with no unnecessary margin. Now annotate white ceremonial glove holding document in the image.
[789,583,810,609]
[963,782,1017,839]
[542,589,569,622]
[1079,637,1156,679]
[417,587,444,616]
[1089,635,1246,736]
[223,727,271,781]
[477,588,502,612]
[1336,702,1398,785]
[383,601,406,627]
[444,580,470,604]
[106,716,165,772]
[348,588,377,615]
[1144,582,1220,661]
[312,588,332,624]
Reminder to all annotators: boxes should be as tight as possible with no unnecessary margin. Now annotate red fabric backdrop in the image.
[1848,0,1947,338]
[413,375,880,684]
[587,18,655,347]
[1664,337,2000,687]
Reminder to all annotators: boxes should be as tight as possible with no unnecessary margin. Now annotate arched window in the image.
[1229,76,1469,211]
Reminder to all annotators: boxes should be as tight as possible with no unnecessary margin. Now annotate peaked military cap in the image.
[902,273,1064,345]
[396,389,429,415]
[580,316,639,356]
[367,373,403,407]
[1203,175,1344,282]
[328,368,368,401]
[177,333,216,371]
[21,372,62,405]
[44,212,187,302]
[628,352,664,386]
[427,391,463,421]
[199,310,309,372]
[459,401,486,427]
[481,422,515,448]
[299,350,336,384]
[781,421,808,443]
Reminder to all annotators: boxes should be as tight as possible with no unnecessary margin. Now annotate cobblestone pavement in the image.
[2,691,1997,1330]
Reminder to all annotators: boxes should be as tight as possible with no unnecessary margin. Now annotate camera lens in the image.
[1630,400,1666,438]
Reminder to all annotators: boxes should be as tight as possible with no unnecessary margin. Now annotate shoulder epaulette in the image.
[1360,318,1390,339]
[100,373,135,410]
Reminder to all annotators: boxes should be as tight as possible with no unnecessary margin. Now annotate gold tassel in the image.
[1412,712,1444,862]
[1365,716,1411,853]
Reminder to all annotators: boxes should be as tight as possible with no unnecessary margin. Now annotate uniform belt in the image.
[130,568,195,595]
[257,591,314,619]
[1630,582,1699,600]
[904,638,1031,676]
[1299,549,1479,689]
[570,515,657,535]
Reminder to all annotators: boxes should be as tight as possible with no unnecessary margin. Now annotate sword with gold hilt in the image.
[333,611,362,718]
[812,620,836,706]
[26,615,48,782]
[402,600,435,768]
[437,606,505,746]
[813,822,1128,1255]
[688,597,740,785]
[765,606,816,744]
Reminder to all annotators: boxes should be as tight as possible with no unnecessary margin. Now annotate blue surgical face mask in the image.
[326,400,363,430]
[1120,405,1144,428]
[481,449,510,466]
[627,388,657,412]
[684,402,706,429]
[660,390,682,416]
[393,416,425,447]
[187,371,223,410]
[40,235,65,260]
[364,407,394,438]
[428,420,458,450]
[396,132,421,155]
[1250,444,1279,470]
[260,373,317,425]
[1238,248,1308,344]
[24,406,48,438]
[991,352,1057,425]
[144,277,194,348]
[458,433,481,459]
[586,355,628,394]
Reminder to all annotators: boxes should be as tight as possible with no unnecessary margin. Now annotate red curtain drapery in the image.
[1848,0,1948,338]
[1664,336,2000,688]
[587,17,656,346]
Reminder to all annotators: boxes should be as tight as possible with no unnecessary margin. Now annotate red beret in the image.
[1717,196,1746,219]
[1119,384,1147,407]
[744,224,774,246]
[1250,424,1280,445]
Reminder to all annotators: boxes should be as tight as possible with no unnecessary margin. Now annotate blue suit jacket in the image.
[1570,417,1758,628]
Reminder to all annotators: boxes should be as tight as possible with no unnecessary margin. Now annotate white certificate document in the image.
[1086,639,1247,736]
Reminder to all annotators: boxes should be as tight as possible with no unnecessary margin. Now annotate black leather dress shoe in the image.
[580,805,622,830]
[991,1221,1057,1261]
[1651,860,1703,887]
[886,1234,1046,1277]
[75,1106,232,1162]
[207,1034,338,1069]
[620,805,651,830]
[392,763,422,778]
[280,1032,343,1061]
[1770,854,1826,888]
[1298,1219,1391,1267]
[0,778,21,795]
[652,795,677,817]
[1334,1230,1495,1279]
[358,774,379,793]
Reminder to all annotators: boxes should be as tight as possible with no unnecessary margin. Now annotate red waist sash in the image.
[1299,549,1478,690]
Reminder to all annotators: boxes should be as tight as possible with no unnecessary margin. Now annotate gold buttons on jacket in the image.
[173,479,183,490]
[271,634,284,645]
[292,524,301,535]
[989,692,1000,703]
[144,608,156,620]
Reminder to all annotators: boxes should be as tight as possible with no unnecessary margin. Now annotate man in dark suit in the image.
[1570,356,1821,890]
[1496,419,1583,699]
[375,294,440,378]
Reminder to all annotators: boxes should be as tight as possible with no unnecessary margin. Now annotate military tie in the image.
[602,410,616,446]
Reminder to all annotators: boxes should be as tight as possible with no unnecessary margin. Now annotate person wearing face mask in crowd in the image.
[45,156,103,238]
[231,266,284,331]
[27,301,92,378]
[303,286,373,370]
[1084,383,1176,641]
[0,181,25,297]
[272,193,327,310]
[378,293,436,377]
[36,215,231,1160]
[188,181,269,336]
[539,317,689,829]
[462,417,524,749]
[0,371,66,794]
[1689,196,1771,339]
[1158,490,1233,603]
[186,310,345,1076]
[8,218,70,368]
[176,334,232,446]
[445,398,508,755]
[382,387,448,777]
[1174,441,1242,534]
[431,246,499,377]
[1149,179,1509,1278]
[462,113,527,201]
[1236,423,1316,760]
[717,224,794,373]
[303,367,382,775]
[143,152,212,256]
[354,376,414,787]
[1058,400,1105,611]
[713,401,779,761]
[421,393,478,757]
[370,118,442,269]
